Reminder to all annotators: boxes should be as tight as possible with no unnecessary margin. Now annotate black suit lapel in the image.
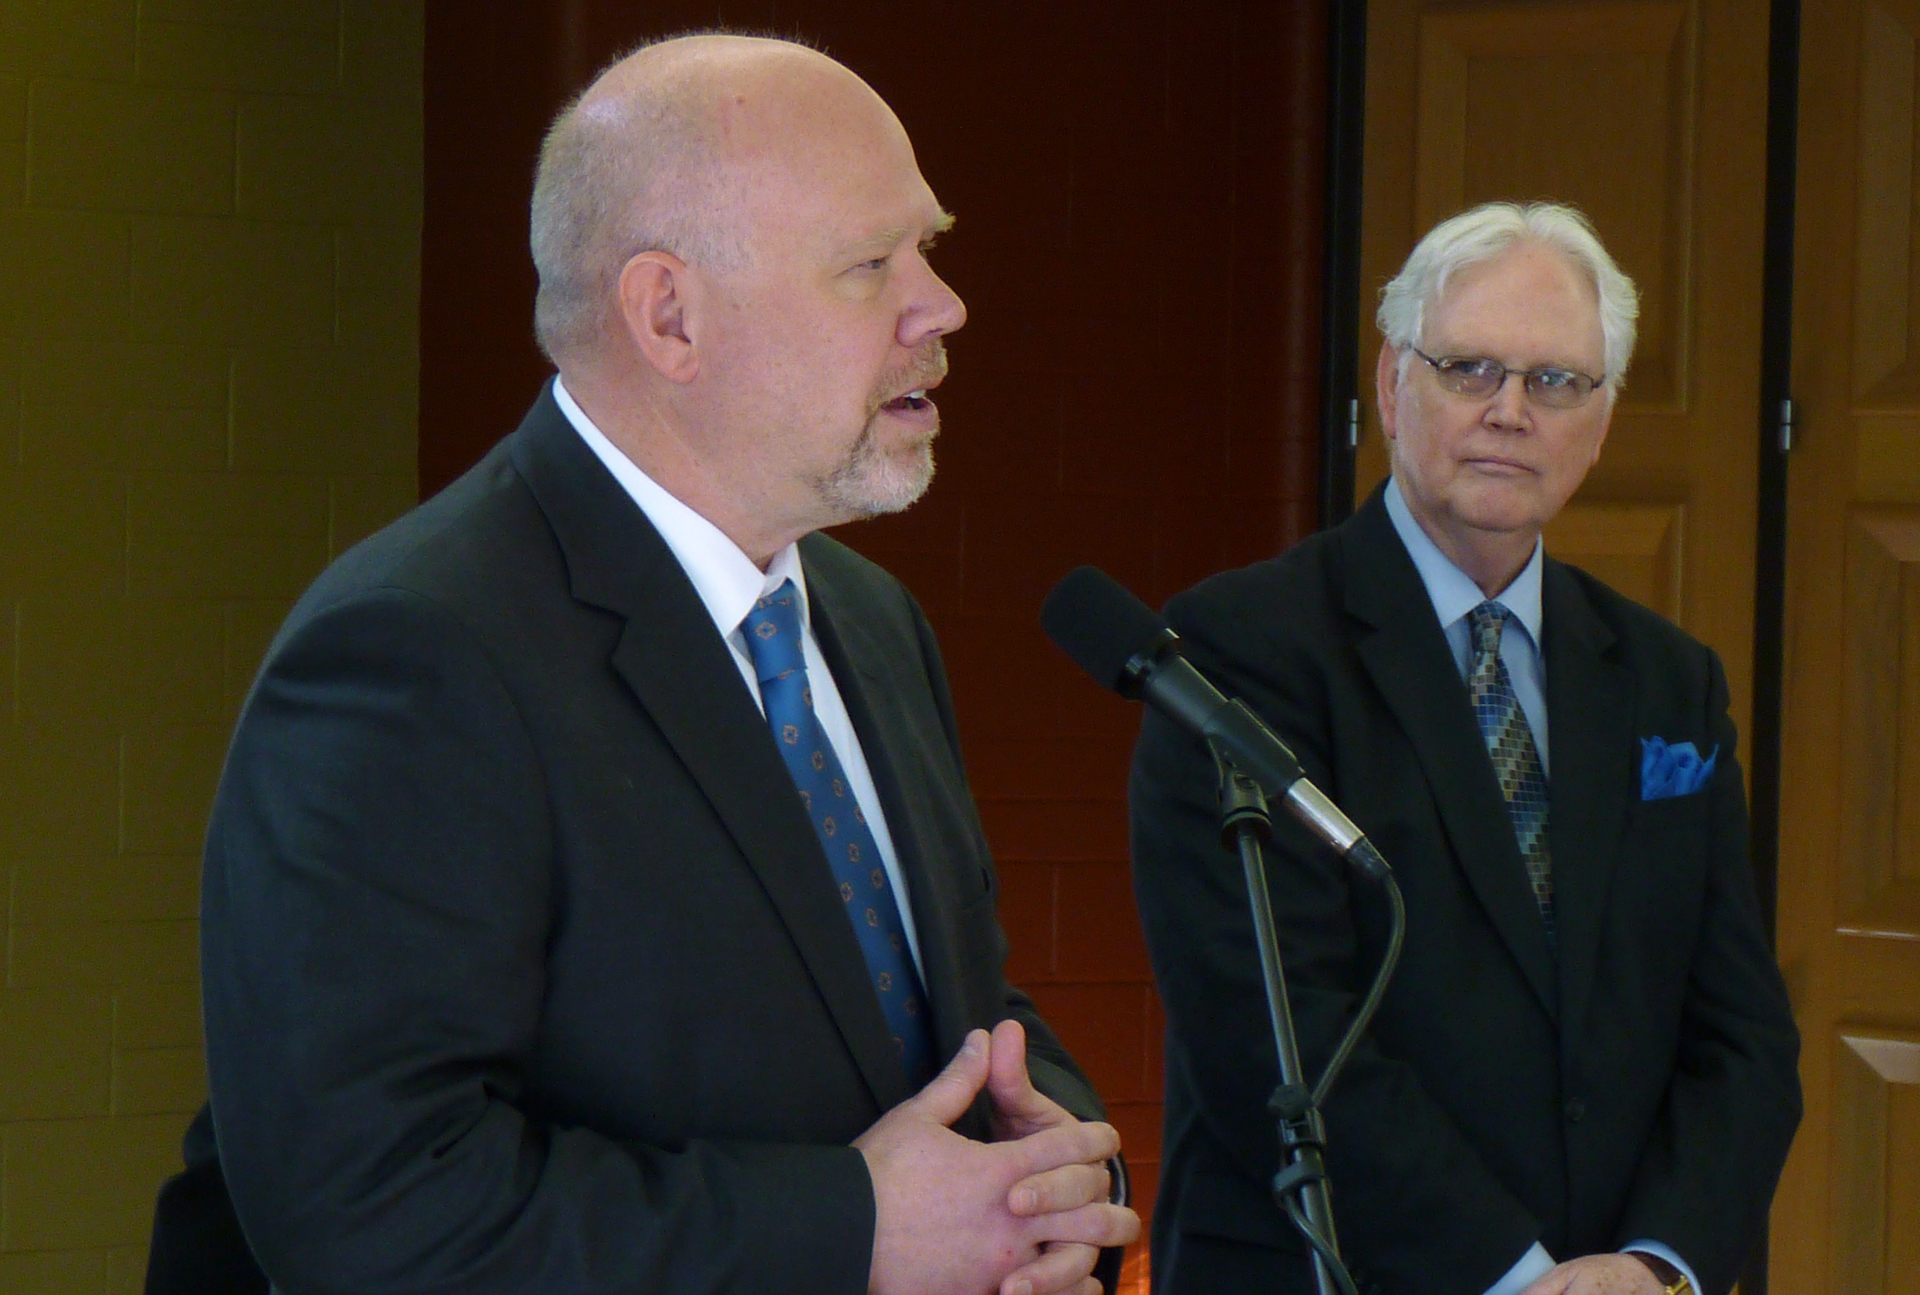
[803,546,972,1073]
[1540,560,1632,1047]
[1342,493,1559,1021]
[506,389,911,1113]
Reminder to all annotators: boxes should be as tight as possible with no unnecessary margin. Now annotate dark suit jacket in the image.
[185,388,1105,1293]
[1130,488,1800,1295]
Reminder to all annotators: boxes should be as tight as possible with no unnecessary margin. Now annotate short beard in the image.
[815,341,946,518]
[815,417,936,519]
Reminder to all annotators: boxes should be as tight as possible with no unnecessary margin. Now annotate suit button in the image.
[1565,1097,1587,1123]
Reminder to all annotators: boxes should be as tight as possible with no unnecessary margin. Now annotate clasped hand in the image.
[855,1020,1140,1295]
[1521,1254,1668,1295]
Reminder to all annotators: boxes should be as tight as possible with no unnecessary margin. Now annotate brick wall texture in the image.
[0,2,422,1289]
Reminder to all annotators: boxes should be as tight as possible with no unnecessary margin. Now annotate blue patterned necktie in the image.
[1466,601,1555,940]
[741,580,935,1085]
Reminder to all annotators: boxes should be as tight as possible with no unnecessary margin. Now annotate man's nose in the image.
[899,264,967,346]
[1485,370,1533,428]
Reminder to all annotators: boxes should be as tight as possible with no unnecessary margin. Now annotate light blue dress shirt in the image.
[1382,478,1700,1295]
[1383,478,1548,772]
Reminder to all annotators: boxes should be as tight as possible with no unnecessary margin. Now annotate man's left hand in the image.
[985,1019,1128,1295]
[1520,1254,1665,1295]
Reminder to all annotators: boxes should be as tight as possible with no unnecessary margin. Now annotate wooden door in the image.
[1772,2,1920,1290]
[1355,0,1786,1282]
[1357,0,1770,736]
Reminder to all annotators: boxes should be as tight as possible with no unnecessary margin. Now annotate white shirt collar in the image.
[550,376,806,637]
[1384,476,1544,649]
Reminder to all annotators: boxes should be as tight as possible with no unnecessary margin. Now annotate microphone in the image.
[1040,566,1389,880]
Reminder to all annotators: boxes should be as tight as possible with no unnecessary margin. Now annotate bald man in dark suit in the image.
[159,34,1135,1295]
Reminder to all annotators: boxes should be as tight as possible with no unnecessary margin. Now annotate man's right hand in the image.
[855,1029,1139,1295]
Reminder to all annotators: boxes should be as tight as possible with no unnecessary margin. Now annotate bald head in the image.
[530,34,909,362]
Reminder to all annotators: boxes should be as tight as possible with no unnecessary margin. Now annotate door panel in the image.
[1831,1031,1920,1295]
[1778,3,1920,1290]
[1412,1,1696,411]
[1542,501,1686,621]
[1840,513,1920,936]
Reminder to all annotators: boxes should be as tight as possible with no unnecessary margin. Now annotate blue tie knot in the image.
[1468,600,1510,658]
[743,580,807,683]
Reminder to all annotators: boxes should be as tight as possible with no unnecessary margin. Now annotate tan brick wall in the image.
[0,2,422,1287]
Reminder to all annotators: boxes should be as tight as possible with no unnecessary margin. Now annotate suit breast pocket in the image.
[1627,787,1713,834]
[1620,790,1714,917]
[948,867,997,941]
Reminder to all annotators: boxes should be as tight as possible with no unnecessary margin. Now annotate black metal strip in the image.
[1752,0,1798,976]
[1742,2,1800,1291]
[1318,0,1367,529]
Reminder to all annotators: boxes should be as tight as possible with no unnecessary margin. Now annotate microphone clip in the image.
[1117,628,1180,700]
[1211,742,1274,848]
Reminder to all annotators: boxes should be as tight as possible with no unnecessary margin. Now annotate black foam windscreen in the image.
[1039,566,1169,693]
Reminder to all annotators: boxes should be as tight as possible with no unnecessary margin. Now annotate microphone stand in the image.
[1213,744,1350,1295]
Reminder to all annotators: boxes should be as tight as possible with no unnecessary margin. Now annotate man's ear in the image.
[1588,396,1614,467]
[1375,341,1402,443]
[616,252,700,384]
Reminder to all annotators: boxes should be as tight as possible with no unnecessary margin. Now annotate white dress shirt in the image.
[552,377,924,975]
[1383,477,1698,1295]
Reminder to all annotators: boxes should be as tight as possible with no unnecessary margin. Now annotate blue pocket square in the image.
[1640,736,1718,800]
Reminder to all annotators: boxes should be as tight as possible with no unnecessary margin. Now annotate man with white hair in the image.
[169,32,1138,1295]
[1130,202,1800,1295]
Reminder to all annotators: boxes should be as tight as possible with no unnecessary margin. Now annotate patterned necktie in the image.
[1466,601,1555,940]
[741,580,935,1085]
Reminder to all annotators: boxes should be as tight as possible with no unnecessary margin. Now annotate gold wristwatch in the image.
[1627,1250,1694,1295]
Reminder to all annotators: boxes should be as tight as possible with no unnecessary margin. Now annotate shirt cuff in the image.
[1623,1240,1699,1293]
[1483,1242,1555,1295]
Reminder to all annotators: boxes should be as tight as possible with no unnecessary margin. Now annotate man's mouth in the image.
[1466,455,1531,474]
[882,390,932,413]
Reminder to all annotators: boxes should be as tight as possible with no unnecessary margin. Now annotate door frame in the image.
[1319,0,1369,529]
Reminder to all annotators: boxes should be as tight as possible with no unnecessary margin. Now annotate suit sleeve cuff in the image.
[1483,1242,1555,1295]
[1024,1053,1105,1123]
[1624,1240,1699,1293]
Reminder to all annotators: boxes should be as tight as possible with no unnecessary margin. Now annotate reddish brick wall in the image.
[421,0,1331,1245]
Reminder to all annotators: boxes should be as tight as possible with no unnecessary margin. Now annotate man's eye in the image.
[1444,359,1500,381]
[858,256,889,271]
[1534,368,1576,389]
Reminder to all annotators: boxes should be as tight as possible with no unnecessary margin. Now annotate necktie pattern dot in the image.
[1467,601,1555,941]
[742,580,935,1084]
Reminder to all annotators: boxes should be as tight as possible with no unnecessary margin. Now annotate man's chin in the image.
[860,457,936,516]
[1448,486,1553,537]
[822,445,936,520]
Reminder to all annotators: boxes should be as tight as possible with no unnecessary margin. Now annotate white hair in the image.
[1376,201,1639,393]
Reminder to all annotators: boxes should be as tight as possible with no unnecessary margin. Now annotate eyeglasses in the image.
[1410,347,1605,410]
